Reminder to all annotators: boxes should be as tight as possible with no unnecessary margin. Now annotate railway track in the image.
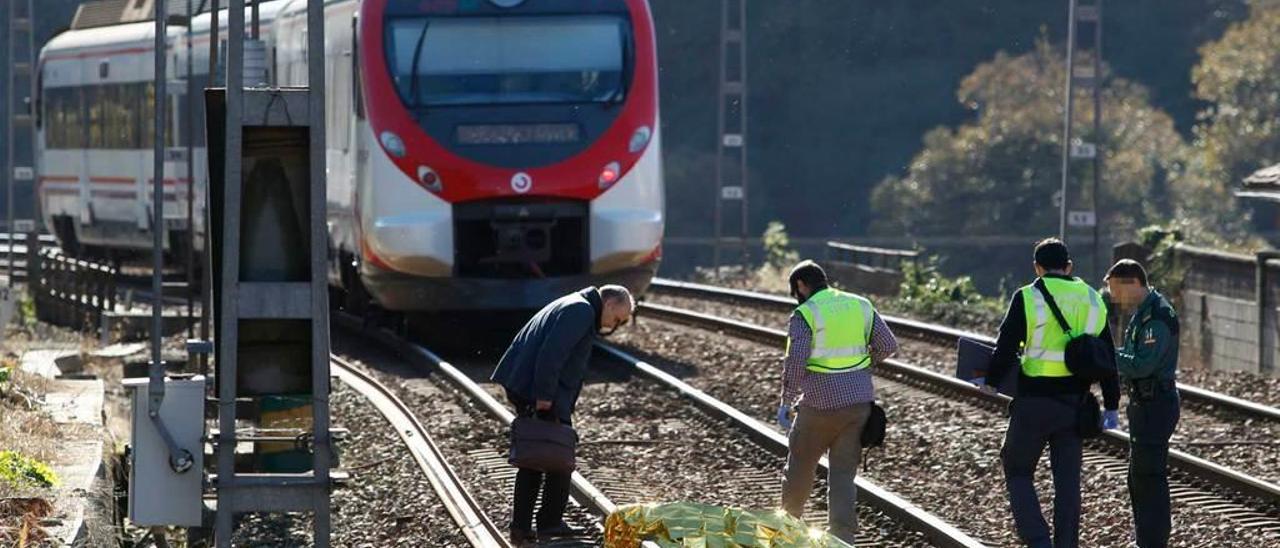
[335,314,988,547]
[632,301,1280,538]
[333,314,613,547]
[647,279,1280,488]
[330,355,512,548]
[647,278,1280,424]
[592,342,985,548]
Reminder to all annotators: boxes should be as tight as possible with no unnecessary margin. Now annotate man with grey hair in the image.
[491,285,634,544]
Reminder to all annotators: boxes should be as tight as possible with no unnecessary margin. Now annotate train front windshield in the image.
[385,15,628,107]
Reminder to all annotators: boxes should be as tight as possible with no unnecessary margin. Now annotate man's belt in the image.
[1124,377,1176,400]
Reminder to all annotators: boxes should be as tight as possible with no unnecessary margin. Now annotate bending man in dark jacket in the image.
[491,285,634,544]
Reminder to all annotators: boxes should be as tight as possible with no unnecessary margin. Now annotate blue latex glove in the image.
[1103,410,1120,430]
[971,376,997,394]
[776,404,794,431]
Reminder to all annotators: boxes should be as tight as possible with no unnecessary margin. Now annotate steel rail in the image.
[648,278,1280,423]
[330,355,511,548]
[591,341,988,548]
[330,314,636,545]
[635,301,1280,511]
[334,312,977,546]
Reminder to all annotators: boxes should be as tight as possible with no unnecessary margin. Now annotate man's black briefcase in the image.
[509,416,578,473]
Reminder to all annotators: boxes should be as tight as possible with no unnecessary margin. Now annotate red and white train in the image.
[38,0,664,310]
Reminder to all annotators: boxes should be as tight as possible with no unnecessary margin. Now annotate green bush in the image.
[762,221,799,271]
[898,258,984,306]
[19,294,35,328]
[889,258,1004,331]
[0,450,60,489]
[0,366,9,384]
[1135,224,1190,305]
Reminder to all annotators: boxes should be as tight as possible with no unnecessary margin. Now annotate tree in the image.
[1192,1,1280,187]
[870,35,1210,241]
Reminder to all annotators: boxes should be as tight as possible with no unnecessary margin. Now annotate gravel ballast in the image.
[230,381,472,547]
[647,292,1280,407]
[613,316,1278,547]
[335,340,602,547]
[338,334,932,546]
[648,293,1280,485]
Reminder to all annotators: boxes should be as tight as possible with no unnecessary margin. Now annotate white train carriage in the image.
[39,0,664,311]
[37,3,288,258]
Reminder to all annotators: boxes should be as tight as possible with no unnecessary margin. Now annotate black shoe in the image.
[509,527,535,545]
[536,521,583,539]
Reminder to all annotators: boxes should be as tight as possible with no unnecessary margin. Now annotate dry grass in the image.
[0,365,98,546]
[0,370,63,464]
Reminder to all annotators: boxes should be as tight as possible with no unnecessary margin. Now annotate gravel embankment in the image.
[339,335,931,546]
[647,292,1280,407]
[612,317,1277,547]
[230,382,472,547]
[336,341,602,547]
[648,293,1280,484]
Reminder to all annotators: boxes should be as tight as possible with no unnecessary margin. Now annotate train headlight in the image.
[380,131,406,158]
[598,161,620,189]
[629,126,652,154]
[418,165,442,192]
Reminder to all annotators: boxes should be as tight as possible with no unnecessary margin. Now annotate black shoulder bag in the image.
[1035,280,1112,439]
[860,401,887,471]
[861,401,886,448]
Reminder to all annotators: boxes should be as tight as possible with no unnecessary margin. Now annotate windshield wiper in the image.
[407,21,431,109]
[603,24,632,110]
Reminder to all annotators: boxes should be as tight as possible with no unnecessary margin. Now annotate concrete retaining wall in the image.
[1172,245,1280,376]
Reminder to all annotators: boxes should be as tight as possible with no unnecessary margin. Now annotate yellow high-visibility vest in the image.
[1019,277,1107,377]
[793,288,874,373]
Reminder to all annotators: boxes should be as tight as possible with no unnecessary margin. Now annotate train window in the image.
[86,87,104,148]
[141,83,155,149]
[57,87,82,149]
[43,88,61,148]
[99,85,116,148]
[102,84,133,149]
[385,15,627,107]
[69,87,84,149]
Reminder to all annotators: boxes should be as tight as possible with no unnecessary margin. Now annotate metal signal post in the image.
[1059,0,1104,275]
[5,0,37,285]
[713,0,749,274]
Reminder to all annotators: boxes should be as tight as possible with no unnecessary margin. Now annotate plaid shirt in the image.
[780,312,898,410]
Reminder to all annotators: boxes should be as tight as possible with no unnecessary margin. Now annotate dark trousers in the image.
[508,394,572,531]
[1001,395,1083,548]
[512,468,572,531]
[1127,390,1180,548]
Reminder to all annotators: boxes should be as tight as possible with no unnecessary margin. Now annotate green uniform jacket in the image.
[1118,290,1179,381]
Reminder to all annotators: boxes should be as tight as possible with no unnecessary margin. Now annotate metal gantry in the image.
[1058,0,1104,274]
[713,0,749,275]
[5,0,37,286]
[212,0,333,545]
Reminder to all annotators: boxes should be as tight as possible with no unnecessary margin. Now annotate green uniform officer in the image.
[1106,259,1180,548]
